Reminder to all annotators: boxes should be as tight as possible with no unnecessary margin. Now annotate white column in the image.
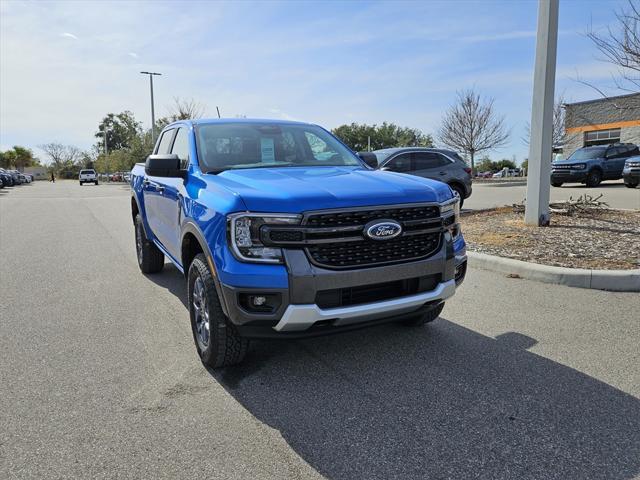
[525,0,559,226]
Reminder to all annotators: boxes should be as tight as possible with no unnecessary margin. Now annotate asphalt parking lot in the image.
[466,179,639,211]
[1,181,639,480]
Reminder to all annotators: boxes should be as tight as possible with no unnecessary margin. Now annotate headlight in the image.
[228,213,301,263]
[572,163,586,170]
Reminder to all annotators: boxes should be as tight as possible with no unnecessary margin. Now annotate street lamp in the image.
[140,71,162,142]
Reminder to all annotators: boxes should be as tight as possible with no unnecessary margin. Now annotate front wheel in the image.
[401,303,445,327]
[95,181,99,185]
[134,214,164,273]
[551,181,563,187]
[188,254,248,368]
[585,169,602,188]
[625,181,639,188]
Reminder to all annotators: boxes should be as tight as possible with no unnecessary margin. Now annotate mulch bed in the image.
[461,207,640,270]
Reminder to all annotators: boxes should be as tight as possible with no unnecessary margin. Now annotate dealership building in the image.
[563,93,640,156]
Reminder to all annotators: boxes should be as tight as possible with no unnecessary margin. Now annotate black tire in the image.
[625,181,639,188]
[79,182,83,186]
[134,214,164,274]
[449,184,465,208]
[402,302,445,326]
[551,181,563,187]
[585,169,602,188]
[188,253,248,368]
[95,181,99,185]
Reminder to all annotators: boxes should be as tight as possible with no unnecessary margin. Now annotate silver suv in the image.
[366,148,473,207]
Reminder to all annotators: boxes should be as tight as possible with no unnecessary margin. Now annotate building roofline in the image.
[564,92,640,107]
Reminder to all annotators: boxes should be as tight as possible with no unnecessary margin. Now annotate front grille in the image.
[262,204,449,269]
[315,274,441,309]
[305,205,439,227]
[307,232,440,268]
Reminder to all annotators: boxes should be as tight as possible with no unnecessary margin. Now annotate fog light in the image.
[252,295,267,306]
[238,293,281,314]
[455,261,467,286]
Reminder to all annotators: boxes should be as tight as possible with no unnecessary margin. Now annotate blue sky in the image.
[0,0,632,164]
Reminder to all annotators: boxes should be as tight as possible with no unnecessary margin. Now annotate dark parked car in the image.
[0,169,12,186]
[551,143,639,188]
[623,156,640,188]
[364,148,472,207]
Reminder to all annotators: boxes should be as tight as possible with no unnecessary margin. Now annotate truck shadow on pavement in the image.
[143,267,640,479]
[208,320,640,480]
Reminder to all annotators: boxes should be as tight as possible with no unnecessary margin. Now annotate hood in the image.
[552,158,597,165]
[212,166,453,213]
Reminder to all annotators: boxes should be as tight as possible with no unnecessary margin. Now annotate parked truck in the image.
[130,119,467,367]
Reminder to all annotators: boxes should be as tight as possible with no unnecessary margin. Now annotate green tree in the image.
[332,122,434,152]
[0,146,39,170]
[95,111,142,153]
[495,159,517,170]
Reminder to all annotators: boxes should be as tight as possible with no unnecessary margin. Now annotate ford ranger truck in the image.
[130,119,467,368]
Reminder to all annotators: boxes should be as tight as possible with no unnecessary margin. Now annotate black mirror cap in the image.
[145,154,186,178]
[357,152,379,169]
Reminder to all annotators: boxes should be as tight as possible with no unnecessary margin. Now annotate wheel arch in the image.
[181,222,230,316]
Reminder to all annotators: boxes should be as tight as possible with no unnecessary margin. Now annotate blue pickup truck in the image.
[131,119,467,367]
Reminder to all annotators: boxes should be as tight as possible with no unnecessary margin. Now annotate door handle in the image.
[143,179,150,187]
[157,186,165,194]
[439,171,447,175]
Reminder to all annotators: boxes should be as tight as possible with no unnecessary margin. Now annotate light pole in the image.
[102,126,111,156]
[140,71,162,142]
[525,0,559,226]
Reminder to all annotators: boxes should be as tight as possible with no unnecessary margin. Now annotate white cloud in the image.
[60,32,78,40]
[128,52,138,59]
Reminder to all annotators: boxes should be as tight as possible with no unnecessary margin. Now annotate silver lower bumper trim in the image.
[273,280,456,332]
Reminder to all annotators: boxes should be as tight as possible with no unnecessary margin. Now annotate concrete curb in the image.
[467,251,640,292]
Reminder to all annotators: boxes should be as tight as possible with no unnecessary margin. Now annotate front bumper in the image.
[623,169,640,183]
[219,233,466,338]
[551,170,587,183]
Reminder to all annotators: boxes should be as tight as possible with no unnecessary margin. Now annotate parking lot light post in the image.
[525,0,559,226]
[140,71,162,143]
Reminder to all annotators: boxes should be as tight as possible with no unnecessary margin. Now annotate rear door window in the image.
[412,152,444,170]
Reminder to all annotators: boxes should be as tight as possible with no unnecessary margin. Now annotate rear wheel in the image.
[625,181,639,188]
[95,181,99,185]
[188,253,248,368]
[402,303,445,327]
[134,214,164,273]
[585,169,602,188]
[449,184,465,208]
[551,181,563,187]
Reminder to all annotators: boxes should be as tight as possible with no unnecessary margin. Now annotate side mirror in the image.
[357,152,379,169]
[145,154,185,178]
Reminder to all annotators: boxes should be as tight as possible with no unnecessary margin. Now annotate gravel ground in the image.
[462,208,640,270]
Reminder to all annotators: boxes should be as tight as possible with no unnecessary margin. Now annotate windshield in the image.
[567,147,606,161]
[80,170,95,174]
[196,123,361,173]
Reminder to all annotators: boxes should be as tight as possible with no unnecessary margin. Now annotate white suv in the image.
[79,169,98,185]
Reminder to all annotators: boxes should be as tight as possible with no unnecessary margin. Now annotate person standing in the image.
[50,171,55,183]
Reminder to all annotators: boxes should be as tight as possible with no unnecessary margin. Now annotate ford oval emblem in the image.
[365,220,402,241]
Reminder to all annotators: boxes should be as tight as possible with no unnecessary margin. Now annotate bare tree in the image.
[523,95,573,149]
[438,89,510,173]
[39,143,81,172]
[167,97,206,121]
[584,0,640,95]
